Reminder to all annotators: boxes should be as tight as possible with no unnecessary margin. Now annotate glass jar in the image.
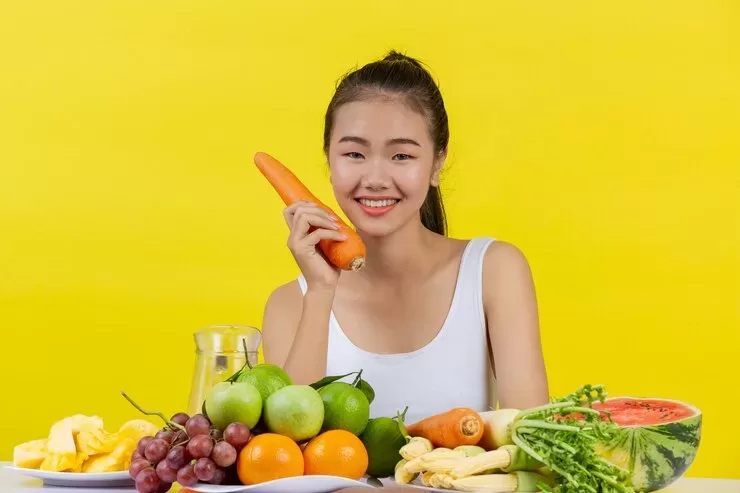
[186,324,262,416]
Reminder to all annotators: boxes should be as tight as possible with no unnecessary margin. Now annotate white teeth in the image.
[358,198,399,208]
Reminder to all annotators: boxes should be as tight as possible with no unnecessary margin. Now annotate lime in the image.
[359,416,407,478]
[318,382,370,436]
[236,363,292,403]
[264,385,324,441]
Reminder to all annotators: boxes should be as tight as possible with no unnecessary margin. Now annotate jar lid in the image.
[193,325,262,354]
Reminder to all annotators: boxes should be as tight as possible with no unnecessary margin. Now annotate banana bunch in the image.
[13,414,159,473]
[394,437,552,493]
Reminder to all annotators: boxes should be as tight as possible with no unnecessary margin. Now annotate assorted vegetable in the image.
[253,151,366,271]
[395,384,700,493]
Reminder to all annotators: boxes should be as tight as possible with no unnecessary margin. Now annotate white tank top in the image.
[296,237,498,424]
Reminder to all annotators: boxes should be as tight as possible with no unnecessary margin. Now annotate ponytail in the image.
[420,185,447,236]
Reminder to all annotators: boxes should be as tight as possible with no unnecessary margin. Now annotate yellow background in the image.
[1,0,738,481]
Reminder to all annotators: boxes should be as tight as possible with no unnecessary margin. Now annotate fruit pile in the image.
[123,359,403,493]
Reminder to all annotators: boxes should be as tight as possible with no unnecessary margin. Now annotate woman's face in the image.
[327,98,443,237]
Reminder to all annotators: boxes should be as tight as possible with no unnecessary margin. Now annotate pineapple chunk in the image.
[13,439,48,469]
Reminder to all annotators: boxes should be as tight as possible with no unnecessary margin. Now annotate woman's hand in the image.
[284,201,346,291]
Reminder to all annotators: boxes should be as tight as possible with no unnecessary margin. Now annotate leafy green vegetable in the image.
[510,384,635,493]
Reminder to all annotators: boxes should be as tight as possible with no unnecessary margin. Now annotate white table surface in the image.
[1,464,738,493]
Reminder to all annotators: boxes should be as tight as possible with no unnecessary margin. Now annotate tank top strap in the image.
[297,274,308,294]
[455,237,497,300]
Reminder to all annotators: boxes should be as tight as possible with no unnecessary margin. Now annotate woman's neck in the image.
[358,221,439,282]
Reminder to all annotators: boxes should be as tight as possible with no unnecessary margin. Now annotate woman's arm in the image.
[261,281,335,385]
[482,241,550,409]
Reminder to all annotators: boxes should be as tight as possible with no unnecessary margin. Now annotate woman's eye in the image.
[345,152,364,159]
[393,153,413,161]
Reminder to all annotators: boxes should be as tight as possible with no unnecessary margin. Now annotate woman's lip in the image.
[356,201,399,217]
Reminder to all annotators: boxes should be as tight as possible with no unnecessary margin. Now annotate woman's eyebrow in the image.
[338,135,370,145]
[387,137,421,147]
[337,136,421,147]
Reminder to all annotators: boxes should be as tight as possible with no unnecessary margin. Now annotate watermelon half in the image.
[580,397,702,492]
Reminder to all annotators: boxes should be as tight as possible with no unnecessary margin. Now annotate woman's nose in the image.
[361,159,391,189]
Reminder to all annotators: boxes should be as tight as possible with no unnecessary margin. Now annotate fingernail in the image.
[329,214,338,221]
[338,234,347,239]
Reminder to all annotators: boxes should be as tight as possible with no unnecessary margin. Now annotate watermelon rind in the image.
[592,396,702,493]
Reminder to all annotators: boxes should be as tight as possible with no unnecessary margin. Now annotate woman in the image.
[261,51,549,421]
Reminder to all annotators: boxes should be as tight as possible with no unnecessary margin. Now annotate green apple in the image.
[204,381,262,431]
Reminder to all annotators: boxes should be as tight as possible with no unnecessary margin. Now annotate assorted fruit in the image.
[117,361,384,492]
[10,355,702,493]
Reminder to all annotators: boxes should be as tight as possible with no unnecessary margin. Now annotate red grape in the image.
[185,414,211,437]
[164,445,187,470]
[131,449,144,462]
[171,430,188,445]
[223,423,251,449]
[186,434,213,459]
[193,457,216,482]
[135,467,161,493]
[137,436,154,455]
[155,461,178,483]
[211,441,237,468]
[129,459,151,480]
[170,412,190,426]
[157,482,172,493]
[176,464,198,487]
[144,438,170,463]
[210,467,226,485]
[155,430,174,443]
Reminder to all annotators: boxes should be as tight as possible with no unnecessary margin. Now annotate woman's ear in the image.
[430,149,447,187]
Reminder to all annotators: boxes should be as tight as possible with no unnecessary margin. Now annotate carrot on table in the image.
[253,151,366,271]
[405,408,485,449]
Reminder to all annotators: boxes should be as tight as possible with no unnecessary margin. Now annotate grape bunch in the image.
[128,412,252,493]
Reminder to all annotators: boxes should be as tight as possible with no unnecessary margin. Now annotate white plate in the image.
[3,465,134,488]
[184,475,376,493]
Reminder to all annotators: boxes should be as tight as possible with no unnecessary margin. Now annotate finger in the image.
[291,212,339,237]
[302,228,347,246]
[289,216,336,248]
[283,201,319,226]
[283,200,315,227]
[286,205,332,228]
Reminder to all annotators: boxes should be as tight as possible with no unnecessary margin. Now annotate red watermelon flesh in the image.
[590,397,697,426]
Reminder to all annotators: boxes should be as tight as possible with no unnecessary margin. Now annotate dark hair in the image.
[323,50,449,236]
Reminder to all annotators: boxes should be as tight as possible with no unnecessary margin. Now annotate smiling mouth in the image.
[356,198,400,208]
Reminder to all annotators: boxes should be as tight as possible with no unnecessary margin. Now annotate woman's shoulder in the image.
[480,239,533,278]
[479,239,536,302]
[262,279,304,328]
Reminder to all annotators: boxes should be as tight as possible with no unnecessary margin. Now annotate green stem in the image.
[224,339,254,382]
[243,339,254,370]
[396,408,410,438]
[120,391,185,432]
[592,471,628,492]
[516,401,576,420]
[517,428,577,455]
[352,370,363,387]
[513,434,580,491]
[514,419,583,433]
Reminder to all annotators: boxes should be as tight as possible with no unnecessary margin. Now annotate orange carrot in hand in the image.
[253,151,366,271]
[405,408,485,448]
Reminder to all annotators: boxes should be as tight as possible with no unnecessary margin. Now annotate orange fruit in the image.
[303,429,369,480]
[236,433,305,485]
